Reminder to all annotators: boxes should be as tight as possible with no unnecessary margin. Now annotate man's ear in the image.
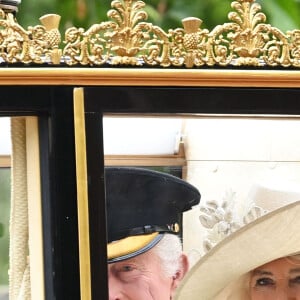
[171,253,189,292]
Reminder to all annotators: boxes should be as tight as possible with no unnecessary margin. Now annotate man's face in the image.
[108,247,178,300]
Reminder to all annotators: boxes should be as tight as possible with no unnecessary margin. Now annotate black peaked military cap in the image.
[105,167,200,263]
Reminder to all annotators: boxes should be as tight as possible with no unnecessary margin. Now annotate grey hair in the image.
[291,254,300,260]
[153,233,184,278]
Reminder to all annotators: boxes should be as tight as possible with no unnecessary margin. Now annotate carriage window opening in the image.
[0,117,11,300]
[0,167,10,300]
[0,116,44,300]
[102,114,300,261]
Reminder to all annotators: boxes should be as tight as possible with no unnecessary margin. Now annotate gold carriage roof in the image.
[0,0,300,68]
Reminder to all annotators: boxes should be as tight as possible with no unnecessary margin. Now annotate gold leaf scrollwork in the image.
[0,10,30,63]
[63,0,170,66]
[0,10,61,64]
[207,0,289,67]
[287,29,300,67]
[1,0,300,67]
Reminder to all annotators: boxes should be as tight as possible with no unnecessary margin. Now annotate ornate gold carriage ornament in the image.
[1,0,300,67]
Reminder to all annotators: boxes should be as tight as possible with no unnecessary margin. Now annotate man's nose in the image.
[108,275,125,300]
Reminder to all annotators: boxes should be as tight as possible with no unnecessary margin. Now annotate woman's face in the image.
[250,257,300,300]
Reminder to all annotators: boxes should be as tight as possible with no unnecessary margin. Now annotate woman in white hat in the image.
[175,181,300,300]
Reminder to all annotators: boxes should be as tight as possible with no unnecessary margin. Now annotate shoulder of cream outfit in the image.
[175,180,300,300]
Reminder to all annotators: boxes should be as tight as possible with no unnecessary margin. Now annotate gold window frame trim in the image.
[1,68,300,87]
[73,88,92,300]
[26,117,45,300]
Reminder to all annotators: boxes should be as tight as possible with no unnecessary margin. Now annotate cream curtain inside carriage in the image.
[9,117,44,300]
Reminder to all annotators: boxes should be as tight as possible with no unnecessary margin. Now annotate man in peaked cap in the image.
[105,167,201,300]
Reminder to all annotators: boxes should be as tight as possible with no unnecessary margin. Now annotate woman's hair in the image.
[285,253,300,265]
[290,254,300,260]
[153,233,183,278]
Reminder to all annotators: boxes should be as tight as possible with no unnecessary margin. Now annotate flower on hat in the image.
[199,189,267,252]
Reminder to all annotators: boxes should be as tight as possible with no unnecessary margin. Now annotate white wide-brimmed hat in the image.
[175,181,300,300]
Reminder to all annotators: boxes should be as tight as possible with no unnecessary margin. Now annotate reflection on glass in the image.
[0,168,10,300]
[0,117,10,300]
[103,117,183,155]
[0,118,11,155]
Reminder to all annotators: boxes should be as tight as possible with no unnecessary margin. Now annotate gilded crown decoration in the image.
[0,0,300,67]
